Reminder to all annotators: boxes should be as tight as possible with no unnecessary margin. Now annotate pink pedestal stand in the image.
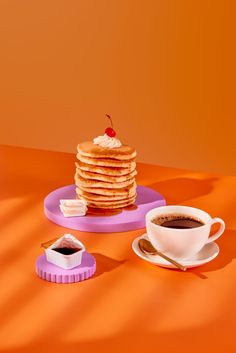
[44,185,166,233]
[36,252,96,283]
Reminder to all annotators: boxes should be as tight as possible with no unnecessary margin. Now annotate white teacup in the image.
[146,205,225,259]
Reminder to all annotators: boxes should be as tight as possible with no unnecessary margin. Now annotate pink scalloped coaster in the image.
[36,252,96,283]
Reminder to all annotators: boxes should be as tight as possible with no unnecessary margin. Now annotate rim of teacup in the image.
[146,205,211,231]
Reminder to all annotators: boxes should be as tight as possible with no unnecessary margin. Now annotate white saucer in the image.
[132,234,219,269]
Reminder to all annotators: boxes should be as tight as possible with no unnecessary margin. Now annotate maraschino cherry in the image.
[105,114,116,137]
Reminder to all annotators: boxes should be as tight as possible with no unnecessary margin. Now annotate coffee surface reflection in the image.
[152,214,204,229]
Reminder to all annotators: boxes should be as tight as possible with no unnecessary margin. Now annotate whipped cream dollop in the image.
[93,134,122,148]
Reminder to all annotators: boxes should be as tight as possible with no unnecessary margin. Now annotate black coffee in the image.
[152,214,204,229]
[53,247,80,255]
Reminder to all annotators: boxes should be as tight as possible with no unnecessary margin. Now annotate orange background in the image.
[0,0,235,175]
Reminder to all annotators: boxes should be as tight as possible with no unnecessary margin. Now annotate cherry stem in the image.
[106,114,113,128]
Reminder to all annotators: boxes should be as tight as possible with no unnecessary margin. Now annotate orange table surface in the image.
[0,144,236,353]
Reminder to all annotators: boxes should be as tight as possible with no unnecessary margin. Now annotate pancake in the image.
[76,188,136,201]
[76,167,137,183]
[78,141,136,160]
[77,153,136,168]
[75,174,135,189]
[77,195,135,206]
[78,197,136,209]
[77,182,136,196]
[88,200,135,209]
[75,161,136,176]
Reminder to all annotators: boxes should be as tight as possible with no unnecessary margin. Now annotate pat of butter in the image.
[60,199,87,208]
[59,199,87,217]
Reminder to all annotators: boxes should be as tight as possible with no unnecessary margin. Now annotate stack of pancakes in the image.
[75,141,137,209]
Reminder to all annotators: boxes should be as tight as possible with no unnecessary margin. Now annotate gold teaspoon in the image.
[138,238,187,271]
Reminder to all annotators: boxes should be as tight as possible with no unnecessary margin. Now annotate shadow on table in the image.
[148,176,218,204]
[91,253,126,279]
[1,320,235,353]
[197,228,236,272]
[0,146,75,200]
[160,228,236,280]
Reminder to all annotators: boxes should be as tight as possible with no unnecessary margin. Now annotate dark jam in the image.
[53,247,81,255]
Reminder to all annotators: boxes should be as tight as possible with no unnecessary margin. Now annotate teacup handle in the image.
[206,217,225,244]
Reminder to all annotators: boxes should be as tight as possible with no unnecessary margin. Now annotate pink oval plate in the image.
[44,185,166,233]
